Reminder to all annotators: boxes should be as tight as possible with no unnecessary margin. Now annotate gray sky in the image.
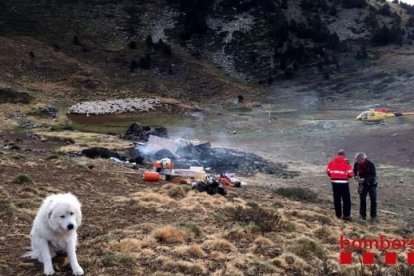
[400,0,414,4]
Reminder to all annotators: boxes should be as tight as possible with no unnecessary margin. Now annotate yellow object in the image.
[356,109,395,122]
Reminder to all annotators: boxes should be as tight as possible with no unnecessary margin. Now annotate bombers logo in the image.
[339,235,414,265]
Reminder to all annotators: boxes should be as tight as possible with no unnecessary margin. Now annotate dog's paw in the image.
[72,265,84,275]
[43,267,55,275]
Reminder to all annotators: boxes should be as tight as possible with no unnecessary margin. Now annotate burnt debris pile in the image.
[120,122,168,142]
[173,144,298,178]
[80,122,299,179]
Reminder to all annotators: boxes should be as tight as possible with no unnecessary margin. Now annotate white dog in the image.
[24,193,84,275]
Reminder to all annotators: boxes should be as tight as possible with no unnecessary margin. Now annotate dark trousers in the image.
[332,183,351,218]
[360,184,377,218]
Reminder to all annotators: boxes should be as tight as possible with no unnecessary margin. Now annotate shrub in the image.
[205,238,236,252]
[355,44,368,59]
[218,202,281,232]
[287,236,326,259]
[175,221,203,238]
[166,185,187,199]
[128,41,137,49]
[371,25,403,46]
[167,0,214,40]
[378,3,392,17]
[15,174,32,184]
[342,0,366,9]
[273,187,318,202]
[154,39,172,57]
[188,244,206,257]
[152,226,189,243]
[138,54,151,70]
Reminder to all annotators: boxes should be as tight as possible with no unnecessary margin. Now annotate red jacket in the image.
[326,155,354,183]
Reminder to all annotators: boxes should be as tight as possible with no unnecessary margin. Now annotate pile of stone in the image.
[67,98,161,115]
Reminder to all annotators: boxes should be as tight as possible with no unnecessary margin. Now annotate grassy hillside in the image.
[0,136,412,275]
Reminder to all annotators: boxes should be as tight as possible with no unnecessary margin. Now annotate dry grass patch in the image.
[152,226,190,244]
[314,226,340,244]
[172,245,189,257]
[0,198,15,218]
[286,236,326,259]
[224,226,253,241]
[188,244,206,258]
[295,210,333,225]
[102,252,136,266]
[35,130,131,152]
[139,248,156,258]
[195,194,228,208]
[152,272,185,276]
[246,260,277,275]
[175,221,203,238]
[208,251,227,262]
[217,202,281,233]
[279,219,298,232]
[270,253,309,270]
[212,266,244,276]
[204,238,236,253]
[140,237,157,248]
[0,186,9,199]
[133,191,175,206]
[250,236,282,258]
[161,183,190,199]
[107,238,142,253]
[158,257,204,275]
[180,192,208,212]
[172,244,206,258]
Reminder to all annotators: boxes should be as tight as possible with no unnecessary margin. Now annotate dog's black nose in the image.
[67,224,74,230]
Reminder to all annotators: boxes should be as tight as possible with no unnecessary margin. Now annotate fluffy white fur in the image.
[24,193,84,275]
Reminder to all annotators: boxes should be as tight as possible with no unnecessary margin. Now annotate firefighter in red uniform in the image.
[326,150,354,221]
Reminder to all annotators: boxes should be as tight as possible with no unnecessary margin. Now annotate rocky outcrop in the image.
[1,0,412,83]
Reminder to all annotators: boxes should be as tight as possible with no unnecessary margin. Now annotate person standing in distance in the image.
[326,150,354,221]
[354,152,377,221]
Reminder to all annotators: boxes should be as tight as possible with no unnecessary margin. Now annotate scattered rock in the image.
[39,106,59,118]
[3,143,20,150]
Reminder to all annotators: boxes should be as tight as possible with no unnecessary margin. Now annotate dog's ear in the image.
[75,207,82,226]
[45,198,55,220]
[47,204,54,219]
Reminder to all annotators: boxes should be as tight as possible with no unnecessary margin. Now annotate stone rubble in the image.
[67,98,162,115]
